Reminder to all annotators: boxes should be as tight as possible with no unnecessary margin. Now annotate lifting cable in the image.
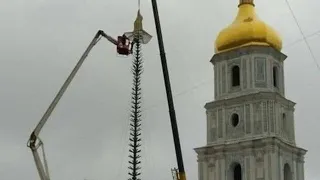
[284,0,320,72]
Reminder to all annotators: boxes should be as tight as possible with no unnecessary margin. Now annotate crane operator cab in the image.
[117,35,133,56]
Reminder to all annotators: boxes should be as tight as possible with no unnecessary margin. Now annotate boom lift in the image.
[26,30,133,180]
[27,8,152,179]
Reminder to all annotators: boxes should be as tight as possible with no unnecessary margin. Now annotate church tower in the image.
[194,1,307,180]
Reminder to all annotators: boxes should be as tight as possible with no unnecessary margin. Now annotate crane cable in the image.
[284,0,320,71]
[138,0,140,10]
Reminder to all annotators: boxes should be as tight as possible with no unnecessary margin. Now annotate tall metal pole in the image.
[150,1,186,180]
[128,34,143,180]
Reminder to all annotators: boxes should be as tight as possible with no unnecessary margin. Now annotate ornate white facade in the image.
[195,46,307,180]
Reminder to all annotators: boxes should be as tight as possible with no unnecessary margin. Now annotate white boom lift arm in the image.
[26,30,120,180]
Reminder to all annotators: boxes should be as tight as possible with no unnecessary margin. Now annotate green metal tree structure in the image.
[128,34,143,180]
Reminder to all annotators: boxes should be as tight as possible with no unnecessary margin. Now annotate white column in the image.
[264,153,269,180]
[221,158,226,180]
[215,159,219,180]
[203,161,208,180]
[208,165,214,180]
[198,159,202,180]
[292,160,297,180]
[270,151,278,180]
[250,57,255,88]
[250,155,255,180]
[279,155,283,180]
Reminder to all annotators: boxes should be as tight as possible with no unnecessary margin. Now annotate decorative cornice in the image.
[210,45,287,65]
[194,137,307,156]
[205,92,296,110]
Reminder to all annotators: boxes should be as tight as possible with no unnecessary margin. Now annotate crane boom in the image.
[29,30,104,139]
[150,1,186,180]
[27,30,118,180]
[101,32,118,45]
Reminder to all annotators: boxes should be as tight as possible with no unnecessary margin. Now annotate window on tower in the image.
[231,113,239,127]
[282,113,286,121]
[273,66,279,88]
[284,163,292,180]
[233,163,242,180]
[282,113,287,134]
[232,65,240,87]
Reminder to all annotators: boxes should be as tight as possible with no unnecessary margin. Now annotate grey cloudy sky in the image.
[1,0,320,180]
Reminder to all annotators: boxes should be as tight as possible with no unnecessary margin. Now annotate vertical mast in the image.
[128,33,143,180]
[126,8,152,180]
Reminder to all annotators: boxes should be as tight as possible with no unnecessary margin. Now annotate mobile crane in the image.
[27,11,152,180]
[150,0,187,180]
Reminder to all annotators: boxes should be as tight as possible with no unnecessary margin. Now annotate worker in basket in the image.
[117,34,133,55]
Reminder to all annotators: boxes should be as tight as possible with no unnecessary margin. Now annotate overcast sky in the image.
[1,0,320,180]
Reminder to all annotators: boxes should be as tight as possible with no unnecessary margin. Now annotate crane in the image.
[27,30,134,180]
[150,0,187,180]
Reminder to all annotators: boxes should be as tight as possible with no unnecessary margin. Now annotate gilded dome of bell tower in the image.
[214,0,283,53]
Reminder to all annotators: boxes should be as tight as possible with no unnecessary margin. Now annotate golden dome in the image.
[214,0,282,53]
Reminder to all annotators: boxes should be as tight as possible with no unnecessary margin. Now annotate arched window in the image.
[284,163,292,180]
[231,113,239,127]
[232,66,240,87]
[273,66,278,87]
[282,113,286,133]
[233,163,242,180]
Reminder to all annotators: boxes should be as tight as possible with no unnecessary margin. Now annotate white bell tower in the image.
[194,1,307,180]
